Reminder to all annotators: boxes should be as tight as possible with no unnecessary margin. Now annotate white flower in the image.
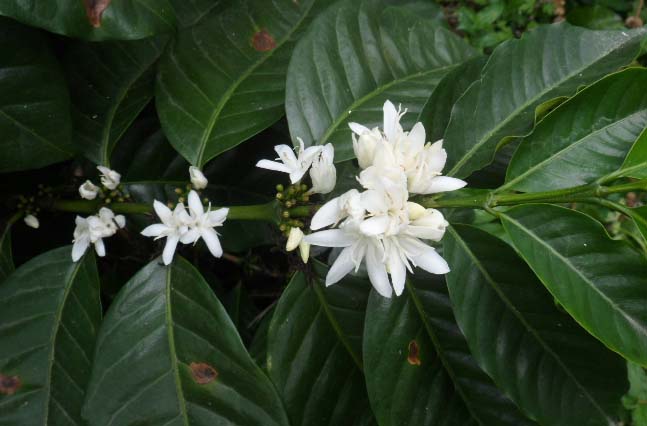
[406,140,468,195]
[349,123,384,169]
[256,138,322,184]
[182,191,229,259]
[97,166,121,190]
[71,207,124,261]
[79,180,99,200]
[189,166,208,190]
[309,143,336,194]
[24,214,39,229]
[141,201,192,265]
[286,227,310,263]
[310,189,365,230]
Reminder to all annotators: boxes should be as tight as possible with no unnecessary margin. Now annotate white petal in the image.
[188,190,204,216]
[366,242,392,298]
[71,238,89,262]
[153,200,173,224]
[304,229,355,247]
[275,144,298,168]
[408,122,426,152]
[256,159,291,174]
[288,168,308,184]
[414,247,450,274]
[162,234,179,265]
[94,239,106,257]
[189,166,208,189]
[387,247,407,296]
[208,208,229,226]
[359,215,390,236]
[114,215,126,229]
[141,224,167,238]
[310,197,342,230]
[383,100,398,142]
[180,228,199,244]
[202,228,223,258]
[425,176,467,194]
[325,247,355,286]
[360,190,388,214]
[348,122,370,135]
[286,227,304,251]
[299,241,310,263]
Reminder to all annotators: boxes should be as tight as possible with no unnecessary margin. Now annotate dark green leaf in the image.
[286,0,477,162]
[224,283,259,344]
[83,257,288,426]
[619,126,647,179]
[567,6,624,30]
[500,204,647,366]
[0,18,73,172]
[624,362,647,425]
[0,0,176,41]
[267,264,374,426]
[0,215,18,283]
[63,37,167,165]
[504,68,647,192]
[169,0,230,28]
[627,206,647,246]
[363,274,535,426]
[444,23,645,178]
[444,225,628,425]
[156,0,335,166]
[0,246,101,426]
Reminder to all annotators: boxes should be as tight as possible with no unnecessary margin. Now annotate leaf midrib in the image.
[447,226,614,423]
[195,1,317,166]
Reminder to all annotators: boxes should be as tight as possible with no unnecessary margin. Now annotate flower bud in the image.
[299,241,310,263]
[24,214,39,229]
[349,123,384,169]
[406,202,426,221]
[79,180,99,200]
[309,144,336,195]
[189,166,208,189]
[97,166,121,190]
[286,227,304,252]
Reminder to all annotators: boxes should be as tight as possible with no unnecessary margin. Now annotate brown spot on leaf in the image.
[83,0,112,28]
[407,340,421,366]
[0,374,21,395]
[190,362,218,384]
[252,30,276,52]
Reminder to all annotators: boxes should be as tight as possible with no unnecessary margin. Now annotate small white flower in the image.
[189,166,208,190]
[349,123,384,169]
[97,166,121,190]
[24,214,39,229]
[71,207,124,261]
[256,138,322,183]
[286,227,310,263]
[182,191,229,259]
[141,201,192,265]
[79,180,99,200]
[310,189,365,230]
[309,143,336,194]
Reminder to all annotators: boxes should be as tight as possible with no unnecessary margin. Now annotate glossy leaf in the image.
[170,0,230,28]
[267,264,375,426]
[83,257,288,426]
[444,225,628,425]
[504,68,647,192]
[0,0,176,41]
[63,37,167,166]
[567,6,624,30]
[619,125,647,179]
[500,204,647,366]
[156,0,335,166]
[624,362,647,425]
[0,246,101,426]
[285,0,477,162]
[444,23,646,178]
[0,216,16,283]
[627,206,647,246]
[0,18,73,172]
[363,274,534,426]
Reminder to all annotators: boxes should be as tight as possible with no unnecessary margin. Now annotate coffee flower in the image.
[286,227,310,263]
[72,207,125,261]
[189,166,208,190]
[141,190,228,265]
[24,214,39,229]
[97,166,121,190]
[256,138,322,184]
[309,143,336,194]
[79,180,99,200]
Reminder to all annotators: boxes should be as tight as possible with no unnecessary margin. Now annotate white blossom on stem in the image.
[182,191,229,258]
[256,138,322,184]
[24,214,39,229]
[286,226,310,263]
[189,166,208,190]
[141,201,192,265]
[309,143,336,195]
[97,166,121,190]
[71,207,125,261]
[79,180,99,200]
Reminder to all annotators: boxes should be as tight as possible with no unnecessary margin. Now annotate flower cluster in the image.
[303,101,466,297]
[79,166,122,200]
[141,175,228,265]
[72,207,125,261]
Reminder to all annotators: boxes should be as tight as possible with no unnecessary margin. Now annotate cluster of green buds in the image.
[99,185,131,204]
[170,184,209,209]
[276,183,309,236]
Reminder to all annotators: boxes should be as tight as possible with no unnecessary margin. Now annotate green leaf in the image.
[444,23,646,179]
[0,215,18,283]
[627,206,647,246]
[169,0,230,28]
[444,225,628,425]
[0,18,73,172]
[619,125,647,179]
[567,6,624,30]
[500,204,647,366]
[0,246,101,426]
[285,0,477,162]
[156,0,335,167]
[363,274,535,426]
[418,55,486,142]
[83,257,288,426]
[63,37,167,166]
[267,264,375,426]
[0,0,176,41]
[503,68,647,192]
[224,283,259,344]
[624,362,647,425]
